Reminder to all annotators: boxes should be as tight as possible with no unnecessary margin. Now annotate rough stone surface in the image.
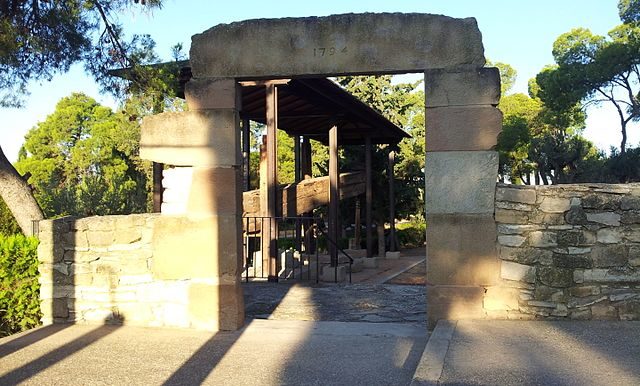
[426,214,499,286]
[140,110,240,167]
[425,106,502,151]
[425,151,498,214]
[495,182,640,321]
[38,214,243,331]
[501,261,536,283]
[424,67,500,107]
[191,13,486,78]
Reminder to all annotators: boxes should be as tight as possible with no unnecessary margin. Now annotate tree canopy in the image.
[15,93,149,217]
[536,0,640,153]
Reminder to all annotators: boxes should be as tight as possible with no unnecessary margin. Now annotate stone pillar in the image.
[424,68,502,328]
[140,78,244,331]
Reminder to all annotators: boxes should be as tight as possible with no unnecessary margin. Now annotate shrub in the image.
[0,234,41,336]
[396,221,426,249]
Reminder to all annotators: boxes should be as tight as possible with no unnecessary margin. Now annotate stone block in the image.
[501,261,536,283]
[529,231,557,248]
[538,267,573,288]
[569,286,600,297]
[191,13,485,78]
[185,78,241,110]
[621,196,640,210]
[427,285,485,326]
[140,110,240,167]
[427,214,499,286]
[320,265,347,282]
[552,252,592,269]
[621,211,640,224]
[363,257,380,268]
[40,298,69,319]
[619,300,640,321]
[495,186,536,205]
[539,197,571,213]
[425,67,500,107]
[425,151,498,214]
[582,194,621,210]
[565,206,587,225]
[495,209,528,224]
[152,215,242,280]
[499,246,552,265]
[385,251,401,260]
[592,245,628,268]
[188,283,244,331]
[484,286,519,311]
[186,167,241,216]
[425,106,502,151]
[498,235,526,247]
[586,212,621,226]
[596,228,623,244]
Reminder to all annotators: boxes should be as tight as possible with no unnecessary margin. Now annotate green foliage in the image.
[0,198,21,236]
[396,220,426,249]
[0,234,40,336]
[0,0,163,107]
[619,0,640,25]
[536,10,640,152]
[487,60,517,95]
[15,93,149,217]
[337,75,425,220]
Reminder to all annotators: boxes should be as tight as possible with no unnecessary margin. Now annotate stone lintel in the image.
[426,106,502,151]
[426,213,499,286]
[425,151,499,214]
[140,110,240,167]
[190,13,485,78]
[425,67,500,107]
[185,78,242,110]
[427,285,485,328]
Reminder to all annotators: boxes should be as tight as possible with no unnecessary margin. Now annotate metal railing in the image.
[242,216,353,283]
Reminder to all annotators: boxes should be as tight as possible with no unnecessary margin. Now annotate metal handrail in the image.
[314,222,353,283]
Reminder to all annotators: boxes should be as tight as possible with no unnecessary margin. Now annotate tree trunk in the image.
[0,145,44,235]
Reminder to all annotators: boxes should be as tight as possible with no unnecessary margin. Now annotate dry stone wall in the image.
[38,214,232,329]
[495,183,640,320]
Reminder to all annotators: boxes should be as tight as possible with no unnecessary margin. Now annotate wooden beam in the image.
[388,149,397,252]
[239,79,290,87]
[329,125,339,267]
[266,83,279,282]
[365,137,373,258]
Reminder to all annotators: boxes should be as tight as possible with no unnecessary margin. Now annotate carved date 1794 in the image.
[313,46,348,57]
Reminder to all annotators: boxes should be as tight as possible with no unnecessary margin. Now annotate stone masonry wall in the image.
[38,214,219,329]
[495,183,640,320]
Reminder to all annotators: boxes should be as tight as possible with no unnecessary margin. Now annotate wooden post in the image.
[242,118,251,191]
[329,125,339,267]
[355,198,361,249]
[152,162,163,213]
[388,148,397,252]
[294,135,302,252]
[365,137,373,258]
[301,137,313,254]
[259,137,269,277]
[266,84,279,282]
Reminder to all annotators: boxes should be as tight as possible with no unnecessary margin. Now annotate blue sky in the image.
[2,0,634,161]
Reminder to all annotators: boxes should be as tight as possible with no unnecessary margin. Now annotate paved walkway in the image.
[0,320,426,385]
[412,320,640,385]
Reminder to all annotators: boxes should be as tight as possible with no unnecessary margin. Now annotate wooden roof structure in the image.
[112,61,410,146]
[238,77,410,146]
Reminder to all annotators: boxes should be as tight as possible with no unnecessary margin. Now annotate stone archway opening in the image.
[38,13,506,331]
